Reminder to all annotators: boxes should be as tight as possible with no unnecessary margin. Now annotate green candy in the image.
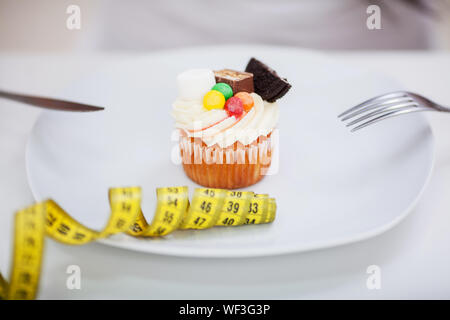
[211,83,233,100]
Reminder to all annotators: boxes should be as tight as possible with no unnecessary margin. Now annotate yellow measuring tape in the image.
[0,186,276,300]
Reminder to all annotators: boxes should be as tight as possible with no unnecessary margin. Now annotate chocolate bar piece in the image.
[214,69,254,93]
[245,58,291,102]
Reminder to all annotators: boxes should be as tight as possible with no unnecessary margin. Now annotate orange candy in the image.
[234,92,254,112]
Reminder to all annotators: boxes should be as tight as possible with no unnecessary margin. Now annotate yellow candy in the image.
[203,90,225,110]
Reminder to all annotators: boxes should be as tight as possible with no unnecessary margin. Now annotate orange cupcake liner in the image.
[179,133,273,189]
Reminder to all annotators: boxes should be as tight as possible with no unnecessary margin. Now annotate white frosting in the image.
[172,93,279,148]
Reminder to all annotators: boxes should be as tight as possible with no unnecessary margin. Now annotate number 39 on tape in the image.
[0,186,276,300]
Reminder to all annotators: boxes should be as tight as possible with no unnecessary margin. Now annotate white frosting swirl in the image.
[172,93,279,148]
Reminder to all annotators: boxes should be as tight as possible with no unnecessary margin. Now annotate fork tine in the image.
[338,91,407,118]
[340,96,414,121]
[345,102,419,127]
[350,107,428,132]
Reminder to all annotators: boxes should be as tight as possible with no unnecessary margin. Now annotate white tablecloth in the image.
[1,52,449,299]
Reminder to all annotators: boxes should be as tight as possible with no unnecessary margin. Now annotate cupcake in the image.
[172,58,291,189]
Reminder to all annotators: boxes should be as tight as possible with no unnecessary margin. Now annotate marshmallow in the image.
[176,69,216,101]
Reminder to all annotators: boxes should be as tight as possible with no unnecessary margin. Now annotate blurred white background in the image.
[1,0,449,52]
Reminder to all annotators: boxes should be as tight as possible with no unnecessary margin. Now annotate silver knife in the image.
[0,89,104,112]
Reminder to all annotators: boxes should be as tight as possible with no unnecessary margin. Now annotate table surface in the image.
[1,51,450,299]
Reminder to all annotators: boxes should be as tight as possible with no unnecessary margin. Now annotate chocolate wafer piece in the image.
[245,57,291,102]
[267,80,291,103]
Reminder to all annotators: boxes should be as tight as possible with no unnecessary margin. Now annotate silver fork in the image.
[338,91,449,132]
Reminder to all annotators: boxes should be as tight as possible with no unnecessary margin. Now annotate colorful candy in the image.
[225,96,244,117]
[203,90,225,110]
[234,92,254,112]
[212,83,233,100]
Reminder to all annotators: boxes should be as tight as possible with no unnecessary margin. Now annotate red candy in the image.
[225,96,244,117]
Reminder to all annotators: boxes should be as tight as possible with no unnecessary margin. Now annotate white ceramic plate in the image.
[26,45,434,257]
